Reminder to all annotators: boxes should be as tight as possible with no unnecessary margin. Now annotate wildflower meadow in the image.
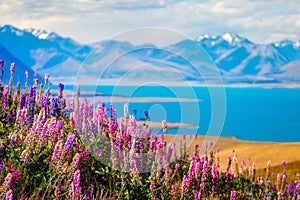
[0,60,299,199]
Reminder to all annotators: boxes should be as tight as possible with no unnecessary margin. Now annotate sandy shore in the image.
[163,135,300,171]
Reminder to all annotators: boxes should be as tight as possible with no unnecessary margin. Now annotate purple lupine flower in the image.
[5,189,13,200]
[212,164,219,193]
[73,170,81,196]
[40,94,47,109]
[0,160,4,172]
[144,110,149,119]
[52,140,63,163]
[282,189,287,196]
[55,186,60,199]
[230,190,237,200]
[115,136,121,151]
[51,97,59,117]
[86,185,94,199]
[282,160,286,167]
[287,182,295,197]
[64,134,75,151]
[28,87,36,124]
[109,104,116,121]
[58,83,64,98]
[19,94,27,109]
[55,120,63,132]
[241,159,246,166]
[29,86,36,102]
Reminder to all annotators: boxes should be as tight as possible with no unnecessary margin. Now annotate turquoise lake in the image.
[64,85,300,142]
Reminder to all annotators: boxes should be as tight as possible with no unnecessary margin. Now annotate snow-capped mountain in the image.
[0,25,300,85]
[0,25,92,83]
[197,33,300,83]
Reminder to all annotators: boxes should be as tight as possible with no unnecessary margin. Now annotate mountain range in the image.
[0,24,299,85]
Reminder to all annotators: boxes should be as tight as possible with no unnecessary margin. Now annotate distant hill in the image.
[0,44,41,86]
[0,25,299,85]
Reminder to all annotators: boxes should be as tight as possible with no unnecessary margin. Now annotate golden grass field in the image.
[164,135,300,181]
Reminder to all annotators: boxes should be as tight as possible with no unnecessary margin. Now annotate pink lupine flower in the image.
[130,159,139,179]
[73,169,81,196]
[83,150,89,163]
[5,189,13,200]
[130,115,137,129]
[230,190,237,200]
[55,186,60,199]
[175,163,180,171]
[2,85,9,109]
[150,140,156,150]
[181,175,190,195]
[161,134,165,143]
[188,159,196,178]
[150,181,156,194]
[45,73,49,81]
[162,120,167,133]
[10,63,15,73]
[20,149,29,162]
[157,142,164,151]
[72,153,82,169]
[124,103,128,119]
[76,143,82,153]
[193,190,201,200]
[195,161,201,178]
[200,161,209,193]
[34,78,38,87]
[4,172,14,188]
[171,183,178,200]
[8,163,14,173]
[15,169,21,182]
[70,113,75,129]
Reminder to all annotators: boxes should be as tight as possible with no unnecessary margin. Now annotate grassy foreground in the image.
[0,62,300,199]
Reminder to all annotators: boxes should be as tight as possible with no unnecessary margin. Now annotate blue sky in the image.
[0,0,299,44]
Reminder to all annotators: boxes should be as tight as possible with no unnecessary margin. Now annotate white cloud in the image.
[0,0,299,44]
